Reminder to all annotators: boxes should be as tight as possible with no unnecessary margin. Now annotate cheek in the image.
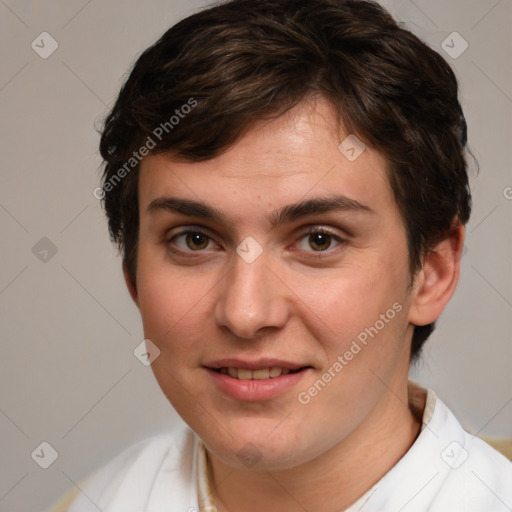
[291,258,407,345]
[135,251,215,347]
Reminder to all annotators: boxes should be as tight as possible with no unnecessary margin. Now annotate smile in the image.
[206,360,312,401]
[215,367,300,379]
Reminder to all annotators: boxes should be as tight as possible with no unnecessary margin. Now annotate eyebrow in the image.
[147,194,373,230]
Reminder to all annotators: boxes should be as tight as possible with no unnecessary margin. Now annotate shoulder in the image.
[64,422,197,512]
[369,385,512,511]
[429,395,512,510]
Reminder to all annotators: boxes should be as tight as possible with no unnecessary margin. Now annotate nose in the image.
[214,250,289,340]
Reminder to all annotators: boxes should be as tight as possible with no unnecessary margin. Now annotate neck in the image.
[208,383,422,512]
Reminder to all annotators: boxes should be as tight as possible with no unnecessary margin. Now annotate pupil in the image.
[187,233,208,250]
[310,233,330,251]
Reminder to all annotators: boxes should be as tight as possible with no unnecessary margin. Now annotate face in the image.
[132,97,417,471]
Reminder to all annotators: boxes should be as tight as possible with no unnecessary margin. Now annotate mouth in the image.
[212,366,307,380]
[204,359,312,401]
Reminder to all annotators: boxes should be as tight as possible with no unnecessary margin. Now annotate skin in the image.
[126,97,464,511]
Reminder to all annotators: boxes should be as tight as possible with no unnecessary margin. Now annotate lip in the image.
[204,358,306,371]
[204,358,312,402]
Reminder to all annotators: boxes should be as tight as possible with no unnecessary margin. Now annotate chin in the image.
[198,419,323,472]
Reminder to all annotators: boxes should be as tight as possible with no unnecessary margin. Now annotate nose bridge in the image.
[214,245,288,339]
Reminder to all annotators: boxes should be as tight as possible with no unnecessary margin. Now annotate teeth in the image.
[237,368,253,380]
[269,367,282,377]
[219,367,297,379]
[252,368,270,380]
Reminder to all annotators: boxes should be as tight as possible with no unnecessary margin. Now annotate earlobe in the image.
[123,262,139,307]
[408,222,465,327]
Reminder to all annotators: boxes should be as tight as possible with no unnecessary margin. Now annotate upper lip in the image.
[204,358,309,371]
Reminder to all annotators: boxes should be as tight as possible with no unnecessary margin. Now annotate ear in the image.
[408,222,465,327]
[123,262,139,307]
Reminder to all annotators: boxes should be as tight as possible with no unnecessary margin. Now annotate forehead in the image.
[138,98,395,223]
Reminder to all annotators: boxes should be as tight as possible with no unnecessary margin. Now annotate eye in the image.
[295,228,345,253]
[166,226,347,257]
[168,230,216,252]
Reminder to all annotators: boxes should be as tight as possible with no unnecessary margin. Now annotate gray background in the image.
[0,1,510,511]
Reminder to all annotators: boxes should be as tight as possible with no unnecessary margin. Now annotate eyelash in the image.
[166,227,349,258]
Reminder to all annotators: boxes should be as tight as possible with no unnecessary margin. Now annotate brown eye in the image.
[295,228,344,254]
[185,232,209,250]
[169,230,214,252]
[308,232,333,251]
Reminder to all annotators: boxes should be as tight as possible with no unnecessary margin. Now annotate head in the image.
[98,0,471,470]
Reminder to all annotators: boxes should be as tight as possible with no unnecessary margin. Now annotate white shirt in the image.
[66,383,512,512]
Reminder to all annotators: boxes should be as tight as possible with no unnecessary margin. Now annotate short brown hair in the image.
[98,0,472,359]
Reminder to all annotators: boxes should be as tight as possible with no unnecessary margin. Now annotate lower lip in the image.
[206,368,309,402]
